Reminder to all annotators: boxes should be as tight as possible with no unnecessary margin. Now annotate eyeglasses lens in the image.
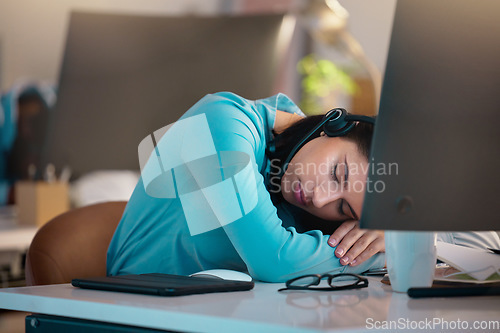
[288,275,319,288]
[329,275,360,288]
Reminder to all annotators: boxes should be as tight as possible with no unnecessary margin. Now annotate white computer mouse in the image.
[189,269,253,282]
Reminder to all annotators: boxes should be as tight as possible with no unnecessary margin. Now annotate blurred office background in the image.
[0,0,396,204]
[0,0,395,95]
[0,1,395,331]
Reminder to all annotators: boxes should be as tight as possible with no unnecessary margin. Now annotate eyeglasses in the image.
[278,273,368,292]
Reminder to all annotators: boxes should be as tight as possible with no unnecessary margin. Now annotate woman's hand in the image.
[327,220,385,266]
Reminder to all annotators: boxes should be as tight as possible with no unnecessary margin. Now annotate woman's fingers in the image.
[328,220,357,248]
[329,220,385,265]
[334,226,366,263]
[345,232,385,266]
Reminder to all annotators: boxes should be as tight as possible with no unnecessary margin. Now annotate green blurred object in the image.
[297,54,357,115]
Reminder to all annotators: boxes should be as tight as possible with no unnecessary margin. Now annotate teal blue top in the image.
[106,92,385,282]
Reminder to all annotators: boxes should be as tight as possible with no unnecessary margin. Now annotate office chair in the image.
[25,201,127,286]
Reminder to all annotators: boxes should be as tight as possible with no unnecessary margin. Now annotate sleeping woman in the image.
[106,92,499,282]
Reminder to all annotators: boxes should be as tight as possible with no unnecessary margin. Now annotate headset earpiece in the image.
[323,108,376,137]
[322,108,356,137]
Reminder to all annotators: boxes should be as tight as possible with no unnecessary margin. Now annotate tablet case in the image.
[71,273,254,296]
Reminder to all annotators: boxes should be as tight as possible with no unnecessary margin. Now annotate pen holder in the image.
[15,181,70,227]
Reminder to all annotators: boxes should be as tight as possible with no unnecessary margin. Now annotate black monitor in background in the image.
[360,0,500,231]
[42,12,297,179]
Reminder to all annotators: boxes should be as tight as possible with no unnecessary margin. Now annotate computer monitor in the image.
[42,11,297,179]
[360,0,500,231]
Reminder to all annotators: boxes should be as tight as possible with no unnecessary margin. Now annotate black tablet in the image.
[71,273,254,297]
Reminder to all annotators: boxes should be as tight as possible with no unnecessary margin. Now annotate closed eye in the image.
[333,164,348,219]
[338,199,345,217]
[332,162,355,220]
[344,156,348,190]
[331,163,339,182]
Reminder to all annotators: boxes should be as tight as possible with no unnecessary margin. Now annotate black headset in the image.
[279,108,375,177]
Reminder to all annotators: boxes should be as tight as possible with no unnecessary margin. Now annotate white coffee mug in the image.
[385,231,437,293]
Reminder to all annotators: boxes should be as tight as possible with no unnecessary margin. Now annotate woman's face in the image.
[280,135,368,222]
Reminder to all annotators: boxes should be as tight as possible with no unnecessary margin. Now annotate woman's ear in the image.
[320,131,326,137]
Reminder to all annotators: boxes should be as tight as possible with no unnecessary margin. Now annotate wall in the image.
[341,0,396,76]
[0,0,396,91]
[0,0,221,90]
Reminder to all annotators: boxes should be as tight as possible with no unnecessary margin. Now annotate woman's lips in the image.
[293,181,306,206]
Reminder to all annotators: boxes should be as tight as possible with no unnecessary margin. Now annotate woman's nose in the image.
[312,184,342,208]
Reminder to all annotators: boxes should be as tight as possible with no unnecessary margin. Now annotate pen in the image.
[59,165,72,183]
[408,286,500,298]
[44,164,56,183]
[28,164,37,181]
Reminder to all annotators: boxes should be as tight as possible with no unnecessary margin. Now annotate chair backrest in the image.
[25,201,127,285]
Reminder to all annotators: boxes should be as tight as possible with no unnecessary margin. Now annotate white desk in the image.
[1,277,499,332]
[0,206,37,283]
[0,206,37,251]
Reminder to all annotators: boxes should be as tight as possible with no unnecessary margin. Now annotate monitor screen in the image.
[42,12,296,179]
[360,0,500,231]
